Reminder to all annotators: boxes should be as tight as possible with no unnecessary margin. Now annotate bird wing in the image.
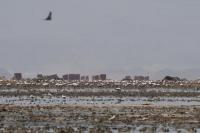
[45,11,52,20]
[48,12,52,18]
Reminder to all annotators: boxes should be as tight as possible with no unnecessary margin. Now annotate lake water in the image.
[0,96,200,106]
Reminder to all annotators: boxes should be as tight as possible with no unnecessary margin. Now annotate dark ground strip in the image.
[0,91,200,97]
[0,105,200,132]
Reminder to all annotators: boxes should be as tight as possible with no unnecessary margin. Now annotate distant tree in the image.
[162,76,181,82]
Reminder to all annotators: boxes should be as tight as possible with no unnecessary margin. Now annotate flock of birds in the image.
[0,78,200,107]
[2,94,125,106]
[0,78,194,89]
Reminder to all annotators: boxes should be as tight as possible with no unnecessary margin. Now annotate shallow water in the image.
[1,96,200,106]
[1,87,200,93]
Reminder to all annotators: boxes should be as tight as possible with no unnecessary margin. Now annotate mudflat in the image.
[0,104,199,132]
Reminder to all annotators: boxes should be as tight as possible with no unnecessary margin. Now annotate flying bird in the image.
[45,11,52,21]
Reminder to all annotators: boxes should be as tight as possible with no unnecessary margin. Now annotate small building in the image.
[13,73,22,80]
[134,76,149,81]
[100,74,106,80]
[81,76,86,81]
[63,74,69,80]
[92,75,100,81]
[44,74,59,80]
[85,76,89,81]
[68,74,80,81]
[92,74,107,81]
[122,75,132,81]
[81,75,90,81]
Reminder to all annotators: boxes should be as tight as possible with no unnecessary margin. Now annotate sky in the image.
[0,1,200,79]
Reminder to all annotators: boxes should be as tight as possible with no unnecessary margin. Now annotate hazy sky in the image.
[0,1,200,79]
